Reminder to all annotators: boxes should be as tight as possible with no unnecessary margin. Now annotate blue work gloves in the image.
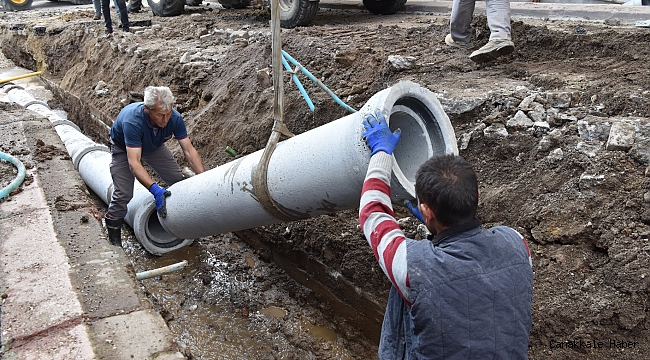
[405,200,425,223]
[149,183,171,218]
[362,111,401,156]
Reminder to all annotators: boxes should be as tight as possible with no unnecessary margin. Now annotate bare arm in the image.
[126,146,156,190]
[178,137,205,174]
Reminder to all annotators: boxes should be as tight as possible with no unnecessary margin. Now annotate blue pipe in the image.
[282,51,357,114]
[282,56,315,111]
[0,151,26,200]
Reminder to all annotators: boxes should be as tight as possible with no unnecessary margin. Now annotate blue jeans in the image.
[102,0,129,31]
[94,0,121,15]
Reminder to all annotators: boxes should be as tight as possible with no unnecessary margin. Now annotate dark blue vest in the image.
[379,222,533,359]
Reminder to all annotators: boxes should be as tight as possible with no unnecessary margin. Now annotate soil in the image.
[2,2,650,359]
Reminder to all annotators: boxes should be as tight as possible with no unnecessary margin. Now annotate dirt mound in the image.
[2,5,650,358]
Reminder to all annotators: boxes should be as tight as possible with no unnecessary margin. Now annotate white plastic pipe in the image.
[4,80,457,255]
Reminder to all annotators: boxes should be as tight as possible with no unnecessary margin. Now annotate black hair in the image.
[414,155,478,227]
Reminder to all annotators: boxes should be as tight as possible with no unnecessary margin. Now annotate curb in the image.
[0,103,185,360]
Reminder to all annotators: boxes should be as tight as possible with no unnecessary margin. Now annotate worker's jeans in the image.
[106,144,184,221]
[93,0,122,16]
[450,0,511,44]
[101,0,129,32]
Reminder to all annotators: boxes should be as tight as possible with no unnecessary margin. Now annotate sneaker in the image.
[93,12,102,20]
[104,29,113,37]
[469,39,515,64]
[445,34,471,50]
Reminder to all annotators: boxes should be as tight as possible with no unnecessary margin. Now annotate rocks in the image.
[506,110,534,129]
[606,121,636,151]
[387,55,416,71]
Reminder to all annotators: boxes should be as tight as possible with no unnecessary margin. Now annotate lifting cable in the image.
[251,0,300,221]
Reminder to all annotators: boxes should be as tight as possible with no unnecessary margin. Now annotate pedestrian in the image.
[105,86,205,247]
[92,0,102,20]
[101,0,129,35]
[92,0,123,22]
[359,112,533,359]
[445,0,515,63]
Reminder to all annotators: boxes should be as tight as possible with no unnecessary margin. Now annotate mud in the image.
[1,3,650,359]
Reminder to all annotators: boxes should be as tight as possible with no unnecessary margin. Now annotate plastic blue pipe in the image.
[282,56,315,111]
[0,151,26,200]
[282,51,357,114]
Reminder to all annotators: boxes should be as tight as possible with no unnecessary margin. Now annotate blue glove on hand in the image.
[405,200,425,223]
[149,183,171,218]
[362,111,401,156]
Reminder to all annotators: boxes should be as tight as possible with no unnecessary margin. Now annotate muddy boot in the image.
[105,216,123,247]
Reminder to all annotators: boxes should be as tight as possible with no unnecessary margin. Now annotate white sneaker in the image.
[445,34,471,50]
[469,39,515,63]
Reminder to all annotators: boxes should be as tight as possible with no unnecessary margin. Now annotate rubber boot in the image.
[105,216,123,247]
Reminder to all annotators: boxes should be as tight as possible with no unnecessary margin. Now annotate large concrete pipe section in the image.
[159,80,458,241]
[4,80,457,255]
[2,82,194,254]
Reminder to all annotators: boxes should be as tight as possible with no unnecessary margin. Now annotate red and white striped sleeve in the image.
[359,152,412,307]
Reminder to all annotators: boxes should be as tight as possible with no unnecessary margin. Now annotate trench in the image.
[0,66,383,358]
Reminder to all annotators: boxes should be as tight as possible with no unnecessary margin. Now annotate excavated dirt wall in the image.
[2,5,650,359]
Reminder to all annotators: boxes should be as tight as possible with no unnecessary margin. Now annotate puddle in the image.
[245,256,255,268]
[259,306,287,319]
[300,316,338,342]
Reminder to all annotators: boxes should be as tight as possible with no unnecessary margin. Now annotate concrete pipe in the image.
[5,80,457,255]
[159,80,458,242]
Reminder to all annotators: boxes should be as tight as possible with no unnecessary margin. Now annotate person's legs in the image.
[101,0,113,33]
[106,145,135,247]
[142,145,185,187]
[112,0,121,17]
[485,0,511,41]
[449,0,476,45]
[92,0,102,19]
[114,0,130,32]
[107,146,135,221]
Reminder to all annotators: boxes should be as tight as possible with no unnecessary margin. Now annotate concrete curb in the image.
[319,0,650,24]
[0,104,185,360]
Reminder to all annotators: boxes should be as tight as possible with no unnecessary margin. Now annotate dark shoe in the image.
[93,12,102,20]
[105,216,123,247]
[122,27,129,33]
[128,8,141,13]
[104,29,113,36]
[469,39,515,64]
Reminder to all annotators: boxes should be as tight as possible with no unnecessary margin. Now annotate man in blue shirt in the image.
[105,86,205,247]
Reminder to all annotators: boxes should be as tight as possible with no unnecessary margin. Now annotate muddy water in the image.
[1,67,367,359]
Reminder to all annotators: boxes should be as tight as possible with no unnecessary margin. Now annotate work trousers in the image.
[107,144,184,221]
[102,0,129,32]
[450,0,511,44]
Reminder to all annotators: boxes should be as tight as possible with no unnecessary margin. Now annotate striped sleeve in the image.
[359,152,412,306]
[511,228,533,268]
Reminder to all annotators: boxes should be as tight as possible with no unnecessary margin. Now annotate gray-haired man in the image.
[105,86,205,247]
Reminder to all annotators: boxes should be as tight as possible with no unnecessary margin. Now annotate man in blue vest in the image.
[105,86,205,247]
[359,111,533,358]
